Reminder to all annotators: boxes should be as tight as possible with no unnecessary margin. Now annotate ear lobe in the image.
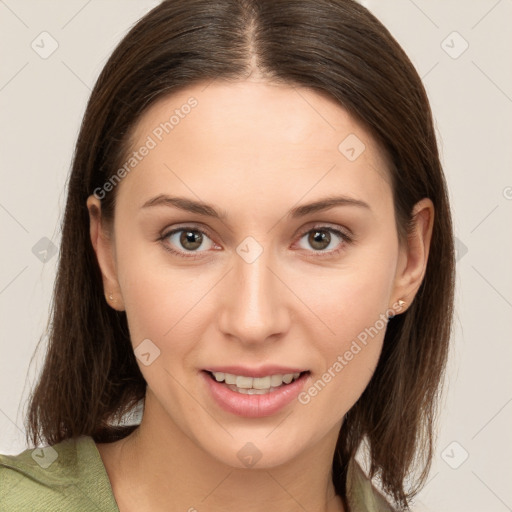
[86,195,125,311]
[392,198,434,310]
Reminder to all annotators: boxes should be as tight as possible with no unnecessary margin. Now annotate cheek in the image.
[115,243,224,400]
[116,217,397,384]
[295,252,397,414]
[297,290,388,425]
[116,254,205,419]
[114,234,195,353]
[301,254,396,349]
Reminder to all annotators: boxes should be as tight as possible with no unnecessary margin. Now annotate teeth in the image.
[211,371,302,391]
[282,374,294,384]
[270,374,284,387]
[253,376,271,390]
[224,373,237,385]
[235,375,253,389]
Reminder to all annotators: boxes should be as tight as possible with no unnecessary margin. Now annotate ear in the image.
[391,198,434,313]
[86,195,125,311]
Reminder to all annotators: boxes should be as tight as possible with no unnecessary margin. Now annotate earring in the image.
[398,299,406,308]
[108,293,115,302]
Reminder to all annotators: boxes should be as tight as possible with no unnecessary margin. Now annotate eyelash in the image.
[158,224,353,260]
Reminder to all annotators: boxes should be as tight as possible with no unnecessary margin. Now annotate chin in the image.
[195,429,311,470]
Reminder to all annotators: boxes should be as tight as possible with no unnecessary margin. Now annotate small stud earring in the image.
[108,293,115,302]
[398,299,406,308]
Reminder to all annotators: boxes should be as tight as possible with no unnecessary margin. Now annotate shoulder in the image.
[0,436,119,512]
[346,457,397,512]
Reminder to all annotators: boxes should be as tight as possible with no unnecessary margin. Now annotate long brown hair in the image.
[25,0,455,509]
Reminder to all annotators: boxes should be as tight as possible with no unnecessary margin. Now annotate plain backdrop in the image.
[1,1,511,511]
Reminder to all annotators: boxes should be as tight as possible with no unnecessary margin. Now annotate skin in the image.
[87,79,434,512]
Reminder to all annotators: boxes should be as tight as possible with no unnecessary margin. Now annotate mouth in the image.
[203,370,310,395]
[201,368,311,417]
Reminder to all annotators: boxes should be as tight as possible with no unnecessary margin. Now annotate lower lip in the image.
[201,371,309,418]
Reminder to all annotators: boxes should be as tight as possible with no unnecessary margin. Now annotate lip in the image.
[201,370,310,418]
[203,365,308,378]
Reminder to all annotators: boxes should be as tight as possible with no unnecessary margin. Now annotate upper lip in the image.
[203,365,309,378]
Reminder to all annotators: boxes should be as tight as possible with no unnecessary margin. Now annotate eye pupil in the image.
[166,226,344,258]
[180,230,202,250]
[309,230,330,250]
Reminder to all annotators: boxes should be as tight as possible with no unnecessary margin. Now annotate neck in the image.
[99,394,345,512]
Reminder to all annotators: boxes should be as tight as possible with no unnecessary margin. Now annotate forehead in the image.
[118,80,392,212]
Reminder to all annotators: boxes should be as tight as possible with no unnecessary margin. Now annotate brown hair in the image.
[25,0,455,509]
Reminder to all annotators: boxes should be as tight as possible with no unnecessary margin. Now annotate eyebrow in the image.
[141,194,371,219]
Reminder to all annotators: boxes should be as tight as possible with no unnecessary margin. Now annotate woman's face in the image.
[90,80,418,468]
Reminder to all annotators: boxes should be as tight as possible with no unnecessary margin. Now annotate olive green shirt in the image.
[0,436,395,511]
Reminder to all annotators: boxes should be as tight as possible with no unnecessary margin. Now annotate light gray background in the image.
[1,1,511,511]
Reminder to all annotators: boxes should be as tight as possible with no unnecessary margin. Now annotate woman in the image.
[0,0,455,510]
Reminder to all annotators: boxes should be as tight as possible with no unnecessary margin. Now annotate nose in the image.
[217,244,291,346]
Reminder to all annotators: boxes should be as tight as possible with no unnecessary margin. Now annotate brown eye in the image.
[160,227,216,258]
[296,226,352,257]
[178,229,203,251]
[308,230,332,251]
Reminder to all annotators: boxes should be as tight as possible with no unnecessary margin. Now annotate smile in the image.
[202,370,311,417]
[209,371,304,394]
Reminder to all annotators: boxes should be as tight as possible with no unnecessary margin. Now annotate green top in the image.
[0,436,395,511]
